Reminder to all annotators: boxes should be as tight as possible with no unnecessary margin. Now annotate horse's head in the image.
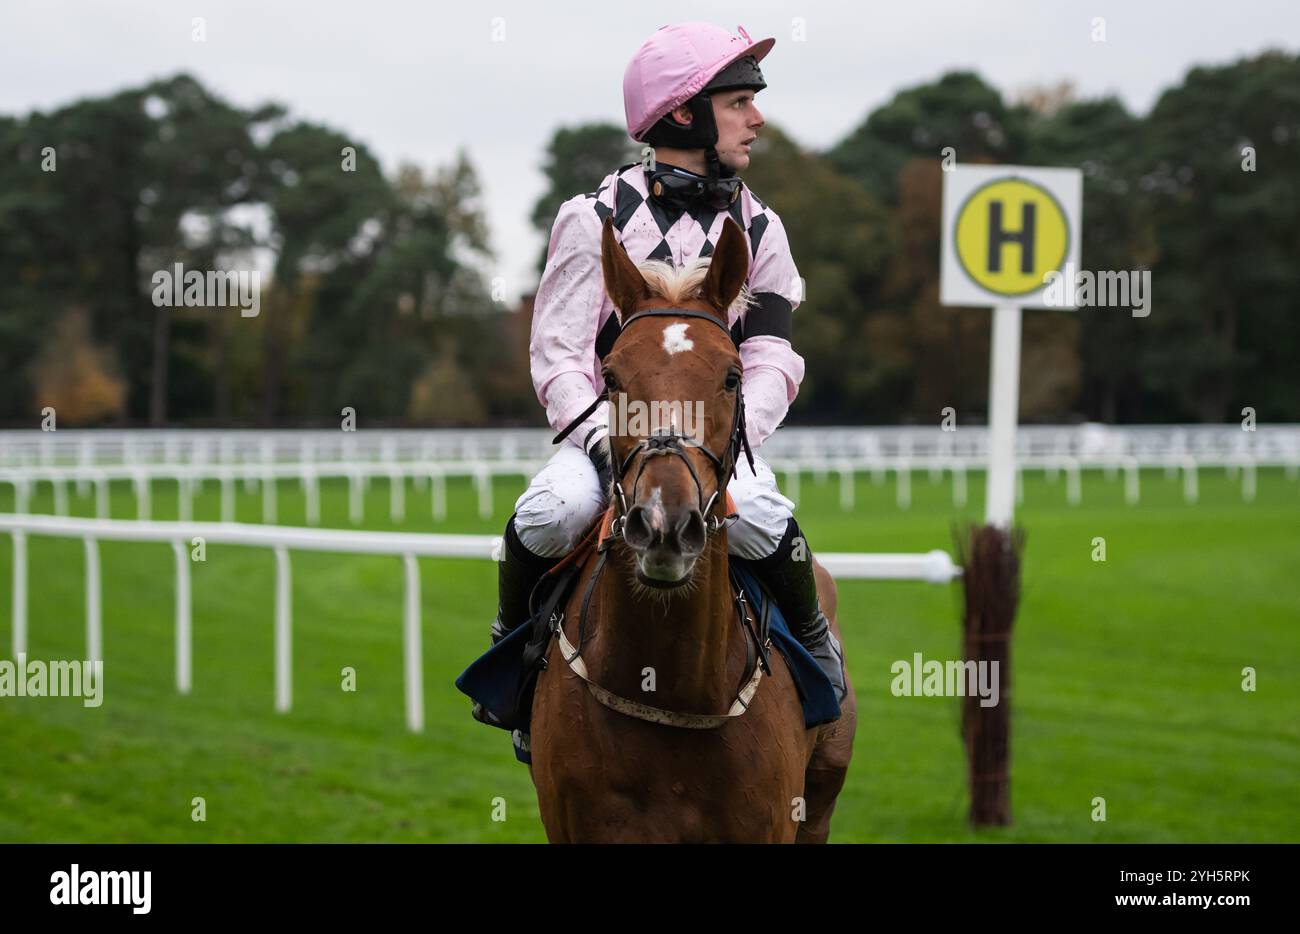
[599,215,752,589]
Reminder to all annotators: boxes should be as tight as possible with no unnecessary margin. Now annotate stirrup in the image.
[471,702,503,726]
[801,615,847,703]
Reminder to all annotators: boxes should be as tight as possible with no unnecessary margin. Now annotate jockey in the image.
[484,21,846,711]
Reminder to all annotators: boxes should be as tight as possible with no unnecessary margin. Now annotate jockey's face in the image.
[664,88,765,174]
[710,89,764,171]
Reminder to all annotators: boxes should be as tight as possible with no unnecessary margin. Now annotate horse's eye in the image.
[724,371,741,392]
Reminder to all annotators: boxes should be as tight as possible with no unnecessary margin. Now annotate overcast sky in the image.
[2,1,1295,303]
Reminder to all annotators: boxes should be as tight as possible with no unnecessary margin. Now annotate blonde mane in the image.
[635,256,754,321]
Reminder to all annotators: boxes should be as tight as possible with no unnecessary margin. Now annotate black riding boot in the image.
[750,518,848,704]
[489,512,562,645]
[472,513,561,727]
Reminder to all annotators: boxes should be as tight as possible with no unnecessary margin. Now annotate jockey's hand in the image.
[587,434,613,499]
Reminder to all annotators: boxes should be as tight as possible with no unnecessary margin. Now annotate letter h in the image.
[987,201,1035,274]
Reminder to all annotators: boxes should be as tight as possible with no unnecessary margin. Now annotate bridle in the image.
[552,307,756,544]
[545,306,772,728]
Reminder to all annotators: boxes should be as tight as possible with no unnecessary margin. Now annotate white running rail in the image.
[0,515,960,733]
[3,424,1298,471]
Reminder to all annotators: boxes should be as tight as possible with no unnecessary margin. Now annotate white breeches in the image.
[513,442,795,560]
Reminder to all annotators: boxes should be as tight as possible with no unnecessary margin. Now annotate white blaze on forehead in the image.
[646,486,666,531]
[662,323,693,355]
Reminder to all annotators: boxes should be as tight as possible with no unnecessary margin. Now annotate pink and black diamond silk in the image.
[531,162,805,454]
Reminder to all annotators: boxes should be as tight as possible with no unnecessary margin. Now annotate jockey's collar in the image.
[646,162,742,212]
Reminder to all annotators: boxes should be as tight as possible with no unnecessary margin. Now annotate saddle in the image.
[455,504,841,761]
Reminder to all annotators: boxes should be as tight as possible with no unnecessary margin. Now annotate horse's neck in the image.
[587,539,741,715]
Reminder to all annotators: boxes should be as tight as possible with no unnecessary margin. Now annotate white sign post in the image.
[940,164,1082,526]
[985,304,1023,526]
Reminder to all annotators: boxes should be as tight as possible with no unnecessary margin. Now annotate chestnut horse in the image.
[529,216,857,842]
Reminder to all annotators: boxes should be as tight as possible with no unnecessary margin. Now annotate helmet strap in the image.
[705,146,730,183]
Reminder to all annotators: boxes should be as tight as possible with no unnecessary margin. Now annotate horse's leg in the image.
[529,631,590,843]
[797,560,857,843]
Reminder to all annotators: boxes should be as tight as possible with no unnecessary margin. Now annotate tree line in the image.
[2,50,1296,428]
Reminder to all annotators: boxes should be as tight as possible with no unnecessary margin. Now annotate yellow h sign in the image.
[954,178,1070,297]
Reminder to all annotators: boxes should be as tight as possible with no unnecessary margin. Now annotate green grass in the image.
[1,466,1297,842]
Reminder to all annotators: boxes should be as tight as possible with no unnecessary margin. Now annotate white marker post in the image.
[985,305,1022,526]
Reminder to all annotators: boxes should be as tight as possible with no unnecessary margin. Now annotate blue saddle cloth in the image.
[455,556,841,765]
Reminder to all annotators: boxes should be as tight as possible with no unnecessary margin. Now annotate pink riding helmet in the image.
[623,22,776,142]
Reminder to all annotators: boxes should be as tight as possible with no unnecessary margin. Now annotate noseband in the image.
[553,307,756,544]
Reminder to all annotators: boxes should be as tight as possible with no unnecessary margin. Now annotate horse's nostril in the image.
[676,509,706,556]
[623,504,653,550]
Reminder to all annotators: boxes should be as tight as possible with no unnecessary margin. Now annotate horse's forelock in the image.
[634,257,753,322]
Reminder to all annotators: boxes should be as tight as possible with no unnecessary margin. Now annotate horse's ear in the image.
[702,217,750,315]
[600,216,649,322]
